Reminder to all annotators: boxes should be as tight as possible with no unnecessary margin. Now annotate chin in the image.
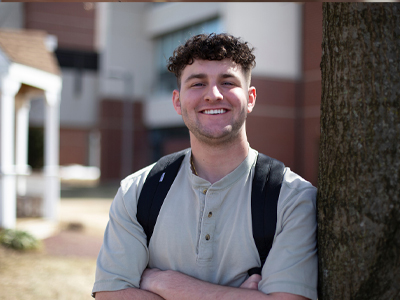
[193,130,241,146]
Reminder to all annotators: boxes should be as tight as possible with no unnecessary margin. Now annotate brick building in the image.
[0,2,322,185]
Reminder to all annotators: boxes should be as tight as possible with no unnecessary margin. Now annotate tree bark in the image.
[318,3,400,300]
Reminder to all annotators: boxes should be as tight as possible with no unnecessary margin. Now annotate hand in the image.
[140,268,162,292]
[239,274,262,290]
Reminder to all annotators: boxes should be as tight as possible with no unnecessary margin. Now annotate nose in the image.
[204,85,223,102]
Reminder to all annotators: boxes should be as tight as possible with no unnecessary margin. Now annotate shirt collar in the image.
[185,147,258,191]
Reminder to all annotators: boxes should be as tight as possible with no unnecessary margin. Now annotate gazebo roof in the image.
[0,28,60,75]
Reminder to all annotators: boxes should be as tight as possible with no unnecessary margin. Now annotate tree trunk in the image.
[318,3,400,300]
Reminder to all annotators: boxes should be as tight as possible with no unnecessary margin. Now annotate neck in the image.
[190,133,249,184]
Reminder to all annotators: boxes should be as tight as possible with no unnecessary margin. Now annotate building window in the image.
[155,18,223,93]
[55,49,98,97]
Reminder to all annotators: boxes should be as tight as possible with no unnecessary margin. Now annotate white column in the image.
[43,91,60,220]
[0,77,21,229]
[15,98,31,196]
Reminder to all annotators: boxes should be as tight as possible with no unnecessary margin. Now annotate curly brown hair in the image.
[167,33,256,88]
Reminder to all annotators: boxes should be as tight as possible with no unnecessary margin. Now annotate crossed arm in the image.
[95,268,309,300]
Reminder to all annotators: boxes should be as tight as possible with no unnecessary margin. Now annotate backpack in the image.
[137,149,285,276]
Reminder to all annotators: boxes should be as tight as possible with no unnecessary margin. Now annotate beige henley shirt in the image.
[93,148,317,299]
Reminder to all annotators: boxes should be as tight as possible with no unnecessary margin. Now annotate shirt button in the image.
[205,234,210,241]
[208,212,212,218]
[203,188,208,194]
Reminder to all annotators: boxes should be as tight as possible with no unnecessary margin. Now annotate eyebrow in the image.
[184,73,207,84]
[184,73,239,83]
[220,73,238,80]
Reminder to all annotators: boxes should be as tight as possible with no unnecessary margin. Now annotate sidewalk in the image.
[16,184,118,258]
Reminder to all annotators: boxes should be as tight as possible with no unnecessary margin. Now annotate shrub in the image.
[0,229,40,250]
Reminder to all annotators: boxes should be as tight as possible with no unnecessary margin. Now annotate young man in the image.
[93,33,317,300]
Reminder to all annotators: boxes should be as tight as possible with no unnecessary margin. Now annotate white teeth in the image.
[203,109,226,115]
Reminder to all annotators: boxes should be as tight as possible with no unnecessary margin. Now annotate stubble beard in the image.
[181,108,247,147]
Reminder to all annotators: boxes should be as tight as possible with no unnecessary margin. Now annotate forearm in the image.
[141,269,307,300]
[151,274,264,300]
[95,288,165,300]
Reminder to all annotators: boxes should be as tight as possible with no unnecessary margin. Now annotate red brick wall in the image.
[59,128,90,166]
[24,2,96,51]
[302,2,323,185]
[99,100,122,181]
[303,3,323,75]
[99,99,149,182]
[247,77,297,170]
[163,138,191,156]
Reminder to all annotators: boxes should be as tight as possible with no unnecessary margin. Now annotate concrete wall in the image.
[58,69,99,128]
[98,3,154,100]
[145,3,221,37]
[144,94,184,129]
[223,3,302,80]
[0,3,24,29]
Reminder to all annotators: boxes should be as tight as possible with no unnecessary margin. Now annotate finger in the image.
[248,281,259,290]
[248,274,262,283]
[239,274,262,290]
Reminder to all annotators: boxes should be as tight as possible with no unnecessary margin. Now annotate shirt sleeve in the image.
[92,165,153,295]
[258,168,318,300]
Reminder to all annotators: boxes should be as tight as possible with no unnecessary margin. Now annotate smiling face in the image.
[172,59,256,147]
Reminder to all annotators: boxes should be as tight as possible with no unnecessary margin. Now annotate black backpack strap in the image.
[137,149,188,246]
[248,153,285,276]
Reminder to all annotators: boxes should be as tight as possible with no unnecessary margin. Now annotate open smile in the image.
[202,109,227,115]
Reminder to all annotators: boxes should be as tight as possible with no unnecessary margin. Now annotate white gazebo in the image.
[0,29,62,229]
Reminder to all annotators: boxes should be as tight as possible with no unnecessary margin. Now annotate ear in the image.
[172,89,182,115]
[247,86,256,113]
